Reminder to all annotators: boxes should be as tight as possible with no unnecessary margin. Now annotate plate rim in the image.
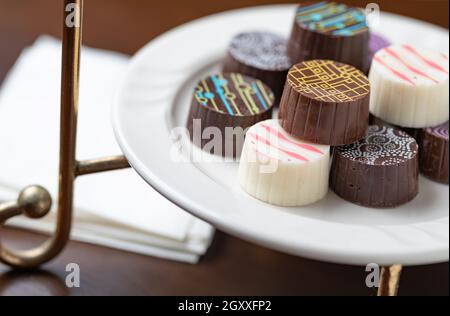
[112,4,449,266]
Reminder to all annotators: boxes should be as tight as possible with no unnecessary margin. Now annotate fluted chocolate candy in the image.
[330,125,419,208]
[187,73,275,157]
[223,32,292,103]
[279,60,370,145]
[372,117,450,183]
[287,1,370,71]
[419,122,449,184]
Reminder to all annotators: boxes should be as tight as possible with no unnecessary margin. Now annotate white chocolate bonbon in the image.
[238,120,330,207]
[369,44,449,128]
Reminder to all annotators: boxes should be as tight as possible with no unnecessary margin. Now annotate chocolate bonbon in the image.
[419,122,449,184]
[287,1,370,71]
[187,73,275,157]
[330,125,419,208]
[223,32,292,103]
[369,44,449,128]
[239,119,330,207]
[279,60,370,145]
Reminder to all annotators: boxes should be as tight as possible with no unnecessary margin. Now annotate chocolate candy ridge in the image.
[294,2,368,36]
[330,125,419,208]
[337,125,418,166]
[187,73,275,157]
[279,60,370,145]
[419,122,449,184]
[223,32,292,103]
[287,2,370,71]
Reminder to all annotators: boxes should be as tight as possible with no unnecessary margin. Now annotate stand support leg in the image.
[378,264,403,296]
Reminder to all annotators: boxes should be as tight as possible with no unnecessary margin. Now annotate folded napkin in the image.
[0,36,215,264]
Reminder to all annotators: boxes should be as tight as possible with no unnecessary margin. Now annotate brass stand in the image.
[0,0,402,296]
[378,265,403,296]
[0,0,129,269]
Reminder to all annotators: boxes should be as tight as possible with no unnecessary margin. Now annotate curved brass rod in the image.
[0,0,83,269]
[0,202,22,223]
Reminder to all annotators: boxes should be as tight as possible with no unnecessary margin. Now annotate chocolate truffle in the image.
[370,44,449,128]
[419,122,449,184]
[287,1,370,71]
[279,60,370,145]
[330,125,419,208]
[223,32,292,103]
[187,73,275,157]
[239,119,330,207]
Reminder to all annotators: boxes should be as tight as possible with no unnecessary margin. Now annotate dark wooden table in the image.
[0,0,448,296]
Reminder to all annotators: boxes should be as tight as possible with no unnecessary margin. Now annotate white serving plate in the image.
[112,5,449,266]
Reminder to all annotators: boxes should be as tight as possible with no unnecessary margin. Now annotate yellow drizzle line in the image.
[236,74,258,114]
[237,74,260,114]
[219,73,242,116]
[194,86,204,104]
[202,80,220,112]
[230,74,254,115]
[256,80,273,106]
[291,61,369,102]
[349,28,368,36]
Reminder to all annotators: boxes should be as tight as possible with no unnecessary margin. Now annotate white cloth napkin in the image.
[0,36,215,264]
